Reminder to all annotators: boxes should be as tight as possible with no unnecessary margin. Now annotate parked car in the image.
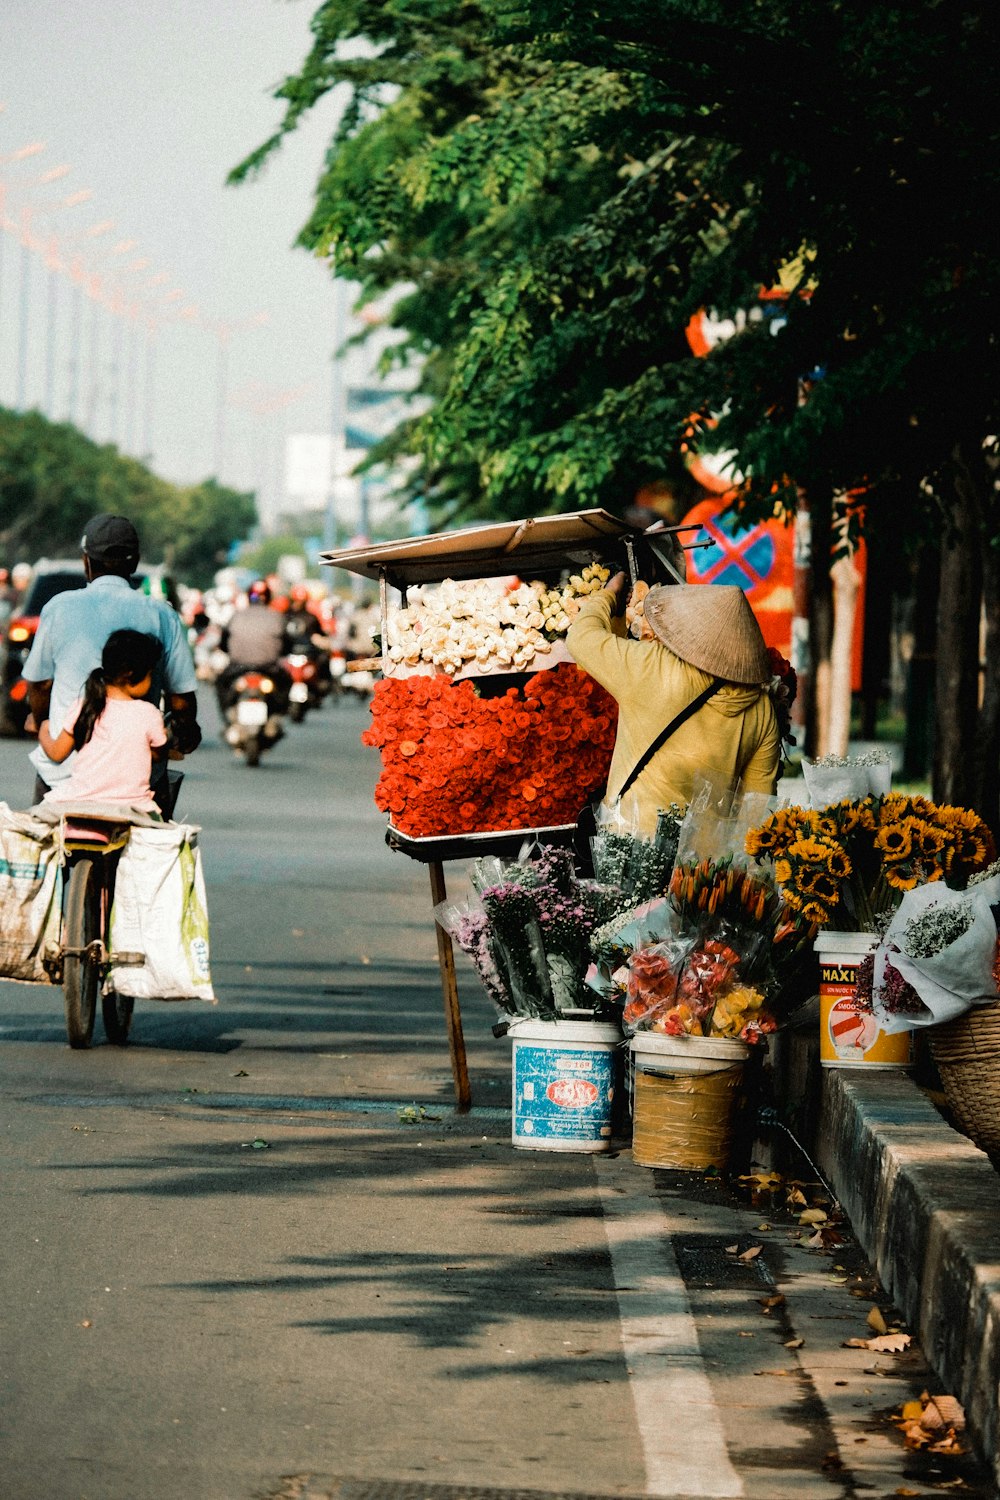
[0,559,180,736]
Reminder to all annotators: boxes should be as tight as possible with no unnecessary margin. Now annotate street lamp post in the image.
[207,310,269,479]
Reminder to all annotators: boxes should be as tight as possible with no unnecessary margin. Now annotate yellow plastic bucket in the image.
[817,931,913,1069]
[629,1032,749,1170]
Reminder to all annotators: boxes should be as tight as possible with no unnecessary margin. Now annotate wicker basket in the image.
[928,1004,1000,1163]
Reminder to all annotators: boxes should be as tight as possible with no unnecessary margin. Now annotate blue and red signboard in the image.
[680,495,796,661]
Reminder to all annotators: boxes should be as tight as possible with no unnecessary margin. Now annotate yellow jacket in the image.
[567,591,780,835]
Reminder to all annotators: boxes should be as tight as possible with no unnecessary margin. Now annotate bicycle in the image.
[49,763,185,1048]
[51,813,143,1048]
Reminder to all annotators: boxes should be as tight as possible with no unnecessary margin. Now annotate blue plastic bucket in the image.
[510,1019,623,1152]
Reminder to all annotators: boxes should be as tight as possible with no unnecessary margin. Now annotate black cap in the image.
[81,514,140,566]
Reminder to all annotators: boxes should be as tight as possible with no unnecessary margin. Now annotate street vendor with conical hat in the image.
[566,573,780,835]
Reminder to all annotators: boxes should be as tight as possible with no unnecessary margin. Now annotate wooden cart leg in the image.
[428,859,472,1112]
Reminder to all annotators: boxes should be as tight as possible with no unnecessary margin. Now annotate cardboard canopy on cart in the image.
[320,508,686,588]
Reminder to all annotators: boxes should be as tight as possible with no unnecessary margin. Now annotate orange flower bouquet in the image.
[362,663,617,838]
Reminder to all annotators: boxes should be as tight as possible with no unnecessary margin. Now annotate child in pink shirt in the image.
[37,630,167,812]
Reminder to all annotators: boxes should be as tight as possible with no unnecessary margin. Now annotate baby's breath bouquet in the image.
[746,794,996,931]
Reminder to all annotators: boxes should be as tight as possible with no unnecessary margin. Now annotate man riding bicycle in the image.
[23,514,202,817]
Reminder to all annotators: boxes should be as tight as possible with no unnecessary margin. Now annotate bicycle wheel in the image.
[63,857,102,1048]
[102,989,134,1046]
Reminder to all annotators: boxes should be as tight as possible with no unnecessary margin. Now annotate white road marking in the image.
[596,1158,744,1499]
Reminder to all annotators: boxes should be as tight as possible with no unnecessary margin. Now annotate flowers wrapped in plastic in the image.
[621,930,771,1041]
[586,858,814,1044]
[436,845,621,1021]
[800,751,892,807]
[745,794,996,931]
[862,868,1000,1032]
[589,803,684,910]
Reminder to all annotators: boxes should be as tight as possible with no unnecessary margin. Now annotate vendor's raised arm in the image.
[565,577,641,693]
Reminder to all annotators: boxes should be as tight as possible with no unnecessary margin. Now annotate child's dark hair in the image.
[73,630,162,750]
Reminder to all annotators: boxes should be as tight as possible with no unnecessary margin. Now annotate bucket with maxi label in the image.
[509,1018,623,1152]
[817,930,913,1068]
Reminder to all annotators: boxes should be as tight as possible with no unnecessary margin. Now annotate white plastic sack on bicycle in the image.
[0,802,62,983]
[106,823,215,1002]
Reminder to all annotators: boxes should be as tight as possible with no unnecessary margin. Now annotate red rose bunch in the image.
[361,663,618,837]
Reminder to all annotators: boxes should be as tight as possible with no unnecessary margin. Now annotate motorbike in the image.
[280,640,332,721]
[219,667,286,766]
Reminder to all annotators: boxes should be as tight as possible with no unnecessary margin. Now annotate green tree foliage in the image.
[0,408,256,589]
[234,0,1000,536]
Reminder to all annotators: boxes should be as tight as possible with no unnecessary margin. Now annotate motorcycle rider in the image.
[284,583,334,699]
[216,579,293,715]
[23,513,201,815]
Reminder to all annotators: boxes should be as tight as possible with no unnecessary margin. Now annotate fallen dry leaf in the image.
[739,1245,762,1263]
[892,1390,966,1453]
[785,1337,805,1349]
[738,1170,784,1192]
[843,1333,912,1353]
[759,1294,785,1312]
[867,1306,889,1336]
[80,1320,92,1328]
[725,1244,739,1255]
[799,1208,828,1225]
[754,1368,794,1377]
[929,1432,965,1455]
[807,1230,826,1249]
[868,1333,912,1354]
[924,1394,966,1432]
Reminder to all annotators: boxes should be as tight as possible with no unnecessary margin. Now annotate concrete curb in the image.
[818,1069,1000,1493]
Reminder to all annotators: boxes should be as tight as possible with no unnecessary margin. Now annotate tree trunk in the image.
[975,541,1000,833]
[828,550,860,756]
[933,448,984,808]
[970,437,1000,833]
[790,493,811,750]
[860,535,892,739]
[808,496,834,758]
[902,541,938,783]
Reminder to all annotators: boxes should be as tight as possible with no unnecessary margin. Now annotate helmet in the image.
[247,579,272,605]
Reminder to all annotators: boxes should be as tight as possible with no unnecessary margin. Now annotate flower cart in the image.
[321,510,694,1110]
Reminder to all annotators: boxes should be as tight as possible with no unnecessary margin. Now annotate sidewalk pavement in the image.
[818,1065,1000,1494]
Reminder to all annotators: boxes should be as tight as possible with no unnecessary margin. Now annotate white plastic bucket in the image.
[509,1018,623,1152]
[816,930,912,1069]
[629,1031,749,1170]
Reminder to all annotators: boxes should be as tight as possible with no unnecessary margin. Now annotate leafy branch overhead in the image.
[232,0,1000,531]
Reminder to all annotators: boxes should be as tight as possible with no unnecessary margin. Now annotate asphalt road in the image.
[0,692,994,1500]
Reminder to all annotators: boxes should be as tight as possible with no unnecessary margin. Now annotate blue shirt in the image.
[23,574,197,786]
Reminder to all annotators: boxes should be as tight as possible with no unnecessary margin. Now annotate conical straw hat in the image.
[641,584,771,685]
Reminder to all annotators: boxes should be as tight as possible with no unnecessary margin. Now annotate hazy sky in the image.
[2,0,353,515]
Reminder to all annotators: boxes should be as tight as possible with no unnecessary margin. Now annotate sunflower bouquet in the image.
[745,794,996,932]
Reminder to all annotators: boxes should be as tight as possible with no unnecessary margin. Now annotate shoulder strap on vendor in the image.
[615,678,722,803]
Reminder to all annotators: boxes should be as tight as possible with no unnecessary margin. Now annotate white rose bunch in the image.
[385,564,610,675]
